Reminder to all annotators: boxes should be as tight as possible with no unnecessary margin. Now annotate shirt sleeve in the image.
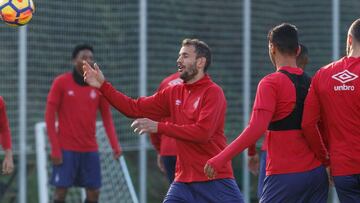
[252,76,277,113]
[45,78,62,158]
[99,82,170,121]
[301,73,330,166]
[247,144,256,156]
[99,95,122,154]
[150,133,162,153]
[157,86,226,143]
[207,109,273,172]
[0,97,12,150]
[206,77,277,171]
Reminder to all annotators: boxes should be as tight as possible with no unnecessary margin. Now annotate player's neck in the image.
[186,72,205,84]
[347,48,360,58]
[275,57,297,70]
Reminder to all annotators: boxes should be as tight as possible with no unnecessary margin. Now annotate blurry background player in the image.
[247,43,310,200]
[83,39,244,203]
[205,24,329,203]
[45,44,122,203]
[150,72,182,183]
[302,18,360,203]
[0,96,14,175]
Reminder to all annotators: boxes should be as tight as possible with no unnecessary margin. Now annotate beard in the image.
[179,62,198,83]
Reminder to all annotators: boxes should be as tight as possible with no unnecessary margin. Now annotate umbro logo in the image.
[331,70,358,84]
[175,99,182,106]
[68,90,75,96]
[332,70,358,91]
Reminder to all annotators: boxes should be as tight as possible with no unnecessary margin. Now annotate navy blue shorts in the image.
[257,150,267,199]
[50,150,101,189]
[161,156,176,183]
[333,174,360,203]
[163,178,244,203]
[260,166,328,203]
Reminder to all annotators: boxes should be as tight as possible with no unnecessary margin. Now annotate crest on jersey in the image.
[332,70,358,84]
[67,90,75,96]
[90,89,97,99]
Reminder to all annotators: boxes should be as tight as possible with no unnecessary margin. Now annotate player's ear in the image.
[269,42,275,55]
[197,57,206,70]
[296,45,301,57]
[347,34,353,47]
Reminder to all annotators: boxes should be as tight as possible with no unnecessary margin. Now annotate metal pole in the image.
[331,0,340,202]
[332,0,340,61]
[242,0,251,202]
[18,25,27,203]
[139,0,147,202]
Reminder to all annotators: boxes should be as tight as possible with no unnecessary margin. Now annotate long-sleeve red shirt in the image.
[0,97,12,150]
[207,67,322,176]
[302,56,360,176]
[150,72,181,156]
[100,75,234,182]
[45,72,121,158]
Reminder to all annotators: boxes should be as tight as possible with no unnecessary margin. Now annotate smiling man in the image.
[83,39,244,203]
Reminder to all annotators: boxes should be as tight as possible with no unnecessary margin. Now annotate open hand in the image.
[248,154,260,175]
[204,163,217,179]
[131,118,158,135]
[83,61,105,88]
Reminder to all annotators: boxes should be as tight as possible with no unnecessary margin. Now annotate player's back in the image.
[313,56,360,176]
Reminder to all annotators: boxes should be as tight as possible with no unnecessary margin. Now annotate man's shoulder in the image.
[0,96,4,109]
[54,72,72,82]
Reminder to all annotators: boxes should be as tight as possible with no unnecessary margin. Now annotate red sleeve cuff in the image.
[51,149,62,158]
[157,122,167,134]
[99,81,111,92]
[248,144,257,156]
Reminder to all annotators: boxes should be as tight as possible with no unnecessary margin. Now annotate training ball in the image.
[0,0,35,27]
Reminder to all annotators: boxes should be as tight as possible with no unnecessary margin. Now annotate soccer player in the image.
[204,24,329,203]
[45,44,122,203]
[0,96,14,175]
[302,18,360,203]
[247,43,310,199]
[150,72,182,183]
[83,39,244,203]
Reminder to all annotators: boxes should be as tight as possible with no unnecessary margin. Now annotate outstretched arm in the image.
[204,109,273,179]
[83,61,170,120]
[131,87,227,144]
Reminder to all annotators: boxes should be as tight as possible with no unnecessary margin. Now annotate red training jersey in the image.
[45,72,121,158]
[207,67,321,176]
[0,97,12,150]
[302,56,360,176]
[100,75,234,182]
[150,72,182,156]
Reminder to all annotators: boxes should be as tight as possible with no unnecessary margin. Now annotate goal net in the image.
[35,121,139,203]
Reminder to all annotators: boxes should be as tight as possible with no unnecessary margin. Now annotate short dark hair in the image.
[72,44,94,59]
[182,38,212,72]
[268,23,299,55]
[349,18,360,43]
[296,44,309,69]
